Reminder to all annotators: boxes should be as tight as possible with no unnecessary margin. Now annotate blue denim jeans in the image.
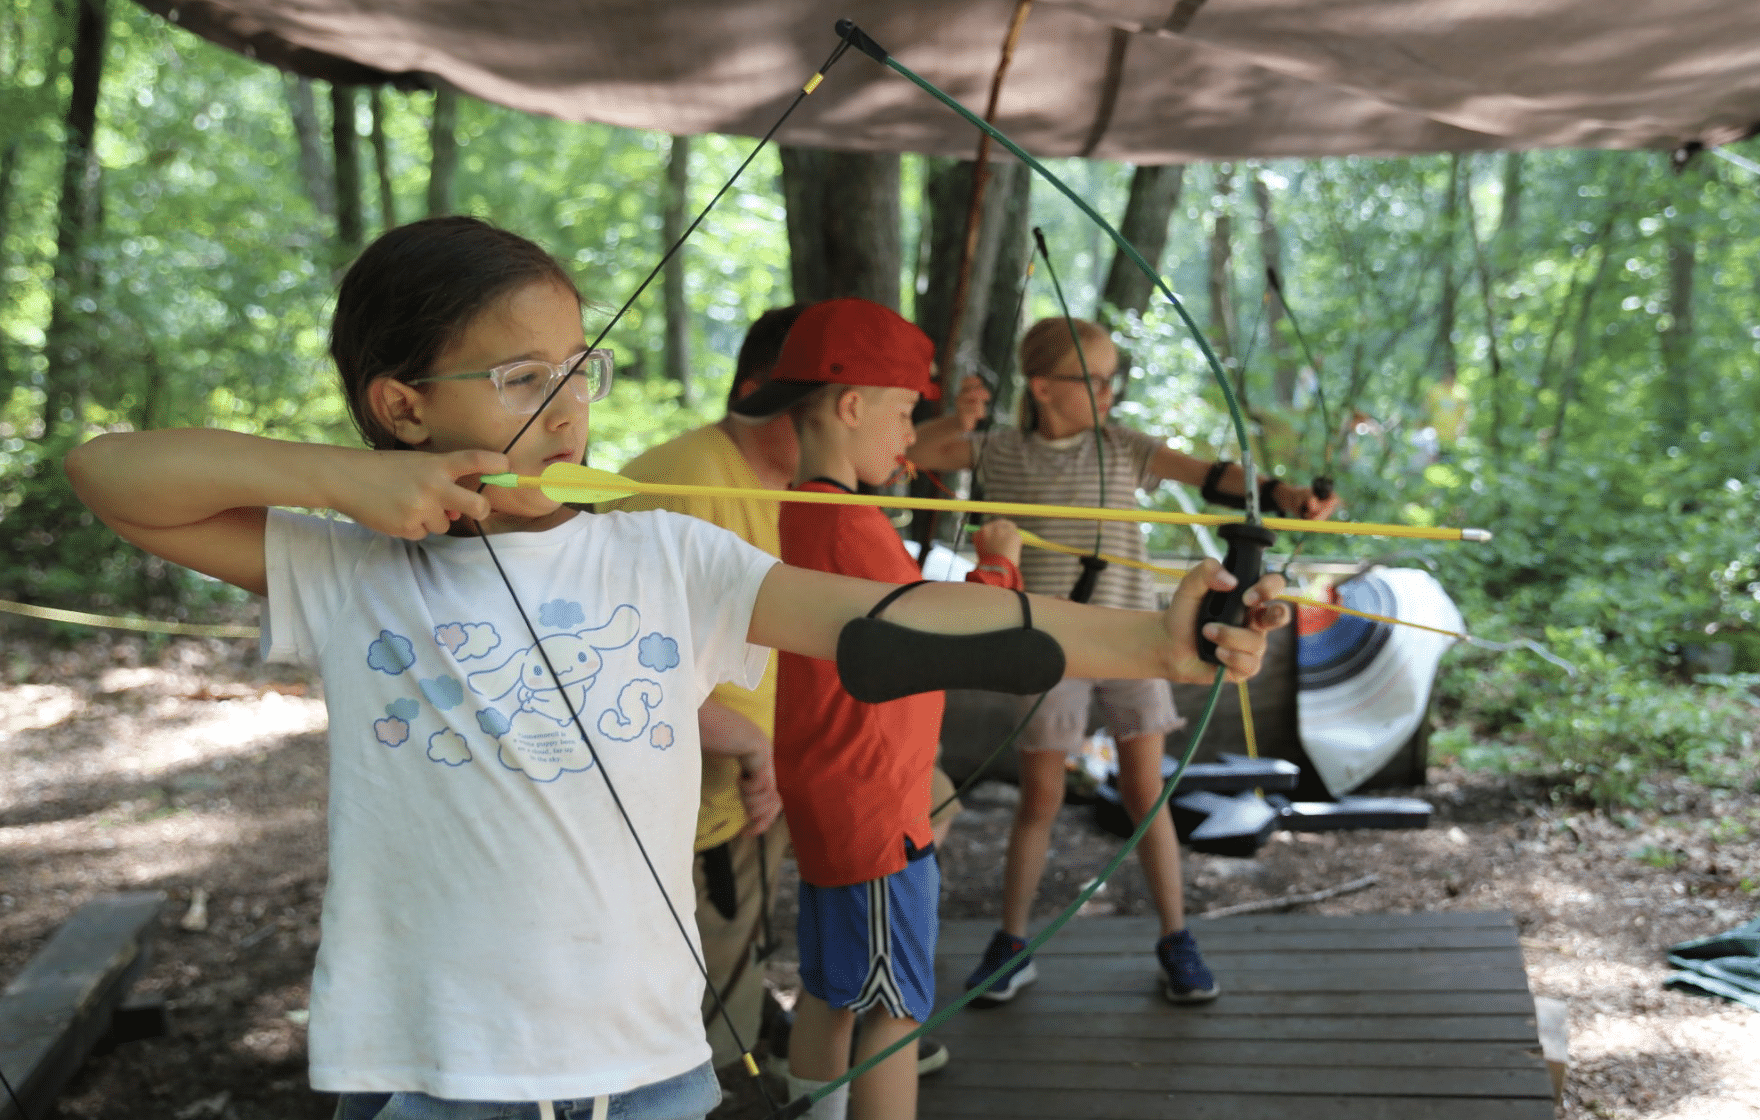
[332,1060,721,1120]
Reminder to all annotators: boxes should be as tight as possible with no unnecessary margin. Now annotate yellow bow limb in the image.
[481,463,1492,543]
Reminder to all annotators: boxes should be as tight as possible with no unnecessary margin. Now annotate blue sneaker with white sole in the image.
[1156,928,1220,1003]
[964,929,1038,1005]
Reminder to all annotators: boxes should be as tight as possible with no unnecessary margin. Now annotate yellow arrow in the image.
[1013,529,1474,640]
[481,463,1492,543]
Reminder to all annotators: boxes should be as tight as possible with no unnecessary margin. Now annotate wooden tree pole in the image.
[1251,171,1297,406]
[936,0,1033,399]
[908,0,1032,565]
[1206,163,1240,397]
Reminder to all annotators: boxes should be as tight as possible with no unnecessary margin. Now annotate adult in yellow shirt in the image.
[608,305,804,1070]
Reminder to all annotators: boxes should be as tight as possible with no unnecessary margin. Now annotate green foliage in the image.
[0,2,778,612]
[4,2,1760,808]
[1434,627,1759,806]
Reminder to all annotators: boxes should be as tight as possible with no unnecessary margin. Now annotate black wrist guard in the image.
[1200,459,1246,509]
[1258,476,1283,515]
[836,582,1066,704]
[1068,553,1109,604]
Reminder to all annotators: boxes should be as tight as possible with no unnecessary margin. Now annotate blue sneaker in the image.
[1156,929,1220,1003]
[964,929,1038,1005]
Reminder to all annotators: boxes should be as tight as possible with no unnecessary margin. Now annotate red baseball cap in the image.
[729,298,939,420]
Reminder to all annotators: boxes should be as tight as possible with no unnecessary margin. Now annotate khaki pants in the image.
[695,817,791,1069]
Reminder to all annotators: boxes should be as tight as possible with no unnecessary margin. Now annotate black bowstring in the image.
[1267,265,1334,473]
[1031,227,1108,556]
[924,227,1110,821]
[460,33,857,1118]
[0,1064,24,1118]
[1262,266,1340,575]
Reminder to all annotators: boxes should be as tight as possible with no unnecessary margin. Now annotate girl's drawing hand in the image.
[340,449,508,539]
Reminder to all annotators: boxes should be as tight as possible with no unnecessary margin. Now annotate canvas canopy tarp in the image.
[138,0,1760,162]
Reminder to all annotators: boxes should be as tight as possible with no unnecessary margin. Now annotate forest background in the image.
[2,0,1758,812]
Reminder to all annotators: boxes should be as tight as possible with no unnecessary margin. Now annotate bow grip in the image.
[1196,521,1277,664]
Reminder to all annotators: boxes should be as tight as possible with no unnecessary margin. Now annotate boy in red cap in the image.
[731,297,1022,1120]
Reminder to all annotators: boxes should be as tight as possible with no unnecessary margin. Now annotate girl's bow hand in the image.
[1161,559,1290,684]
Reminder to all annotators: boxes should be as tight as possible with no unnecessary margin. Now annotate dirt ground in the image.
[2,632,1757,1120]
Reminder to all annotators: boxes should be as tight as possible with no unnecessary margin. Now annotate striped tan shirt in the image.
[971,423,1166,611]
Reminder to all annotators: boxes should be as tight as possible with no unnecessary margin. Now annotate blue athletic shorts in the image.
[796,840,939,1024]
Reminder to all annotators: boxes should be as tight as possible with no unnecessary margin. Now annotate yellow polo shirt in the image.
[608,424,780,851]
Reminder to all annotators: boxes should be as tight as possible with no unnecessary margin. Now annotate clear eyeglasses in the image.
[410,348,614,415]
[1042,368,1130,398]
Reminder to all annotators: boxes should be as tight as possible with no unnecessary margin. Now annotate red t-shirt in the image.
[775,482,1020,887]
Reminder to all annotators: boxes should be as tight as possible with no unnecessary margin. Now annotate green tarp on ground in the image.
[1665,916,1760,1011]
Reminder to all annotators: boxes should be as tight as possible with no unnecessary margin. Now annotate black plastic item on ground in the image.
[1094,769,1432,857]
[1091,754,1299,840]
[1281,796,1432,832]
[1170,790,1282,857]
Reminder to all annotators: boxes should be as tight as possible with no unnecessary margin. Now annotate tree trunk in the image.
[1098,163,1183,326]
[1461,157,1506,459]
[779,147,902,310]
[916,158,1018,382]
[1549,234,1618,468]
[369,86,396,231]
[331,84,364,261]
[1529,196,1622,434]
[39,0,107,443]
[284,76,334,219]
[1432,156,1461,387]
[661,134,693,405]
[0,137,19,394]
[977,163,1032,413]
[1252,172,1297,406]
[427,86,459,217]
[1205,163,1239,394]
[1494,151,1523,277]
[1660,163,1699,445]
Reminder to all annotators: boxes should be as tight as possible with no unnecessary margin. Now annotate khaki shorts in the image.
[1014,677,1183,755]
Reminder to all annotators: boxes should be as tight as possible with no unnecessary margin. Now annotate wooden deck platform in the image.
[922,911,1555,1120]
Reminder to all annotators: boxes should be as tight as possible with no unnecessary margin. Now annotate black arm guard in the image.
[836,583,1066,704]
[1200,459,1246,509]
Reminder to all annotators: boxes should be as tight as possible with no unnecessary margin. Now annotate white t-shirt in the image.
[262,508,776,1100]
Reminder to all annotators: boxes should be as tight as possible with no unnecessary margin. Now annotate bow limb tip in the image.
[834,19,890,63]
